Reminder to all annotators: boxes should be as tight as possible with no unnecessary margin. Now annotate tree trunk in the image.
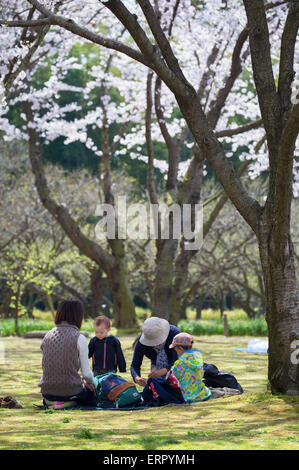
[25,290,35,319]
[109,239,137,329]
[219,291,225,318]
[168,248,193,325]
[152,239,178,320]
[90,267,106,318]
[14,282,21,336]
[0,286,13,318]
[228,289,257,319]
[258,220,299,395]
[196,296,204,320]
[46,291,55,321]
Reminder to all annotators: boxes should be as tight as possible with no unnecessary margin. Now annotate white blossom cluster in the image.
[0,0,297,192]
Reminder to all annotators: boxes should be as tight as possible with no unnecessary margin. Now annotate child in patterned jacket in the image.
[167,332,211,403]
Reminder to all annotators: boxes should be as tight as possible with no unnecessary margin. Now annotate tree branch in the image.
[23,0,151,67]
[145,70,158,206]
[207,27,249,128]
[215,119,263,138]
[273,102,299,244]
[102,0,189,96]
[4,24,50,94]
[137,0,187,82]
[243,0,281,155]
[0,18,50,27]
[154,76,179,192]
[277,0,299,113]
[22,100,114,276]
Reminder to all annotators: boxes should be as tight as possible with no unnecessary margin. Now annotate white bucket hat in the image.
[139,316,170,347]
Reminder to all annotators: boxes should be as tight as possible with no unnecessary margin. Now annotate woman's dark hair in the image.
[54,298,84,329]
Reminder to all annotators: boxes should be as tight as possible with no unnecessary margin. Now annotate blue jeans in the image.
[43,386,98,407]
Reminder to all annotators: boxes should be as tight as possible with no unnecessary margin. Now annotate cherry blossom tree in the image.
[0,1,140,328]
[1,0,298,394]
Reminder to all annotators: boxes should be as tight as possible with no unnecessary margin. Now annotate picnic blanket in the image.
[37,366,243,410]
[37,399,148,411]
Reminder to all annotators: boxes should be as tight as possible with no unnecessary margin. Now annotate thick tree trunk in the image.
[258,219,299,395]
[152,239,178,320]
[168,248,193,325]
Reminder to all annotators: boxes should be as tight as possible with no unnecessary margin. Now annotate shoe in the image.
[0,396,23,408]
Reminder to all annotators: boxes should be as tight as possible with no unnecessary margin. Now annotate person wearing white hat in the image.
[130,316,181,386]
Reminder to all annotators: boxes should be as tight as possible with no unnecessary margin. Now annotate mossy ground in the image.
[0,334,298,450]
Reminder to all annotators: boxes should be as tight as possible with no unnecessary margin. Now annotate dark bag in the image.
[142,375,186,406]
[203,363,243,393]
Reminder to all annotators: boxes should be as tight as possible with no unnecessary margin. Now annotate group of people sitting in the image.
[38,298,212,408]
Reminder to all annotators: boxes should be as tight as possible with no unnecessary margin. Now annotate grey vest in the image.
[39,323,83,397]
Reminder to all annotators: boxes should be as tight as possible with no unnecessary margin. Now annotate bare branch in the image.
[277,0,299,112]
[4,24,50,94]
[243,0,281,154]
[22,100,114,276]
[103,0,188,96]
[207,27,249,128]
[215,119,263,138]
[24,0,150,67]
[154,76,173,150]
[137,0,187,82]
[110,121,131,156]
[273,102,299,243]
[0,18,50,27]
[145,70,158,205]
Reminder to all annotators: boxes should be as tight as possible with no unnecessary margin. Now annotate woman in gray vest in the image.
[39,298,97,407]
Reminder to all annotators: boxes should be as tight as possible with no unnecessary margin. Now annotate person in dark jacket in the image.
[130,317,180,386]
[88,316,126,376]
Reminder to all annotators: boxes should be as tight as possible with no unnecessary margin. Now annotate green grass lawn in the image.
[0,333,298,450]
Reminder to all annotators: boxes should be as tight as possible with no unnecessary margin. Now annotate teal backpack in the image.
[93,373,143,409]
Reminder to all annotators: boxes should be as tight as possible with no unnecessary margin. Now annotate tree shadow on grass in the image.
[128,434,181,450]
